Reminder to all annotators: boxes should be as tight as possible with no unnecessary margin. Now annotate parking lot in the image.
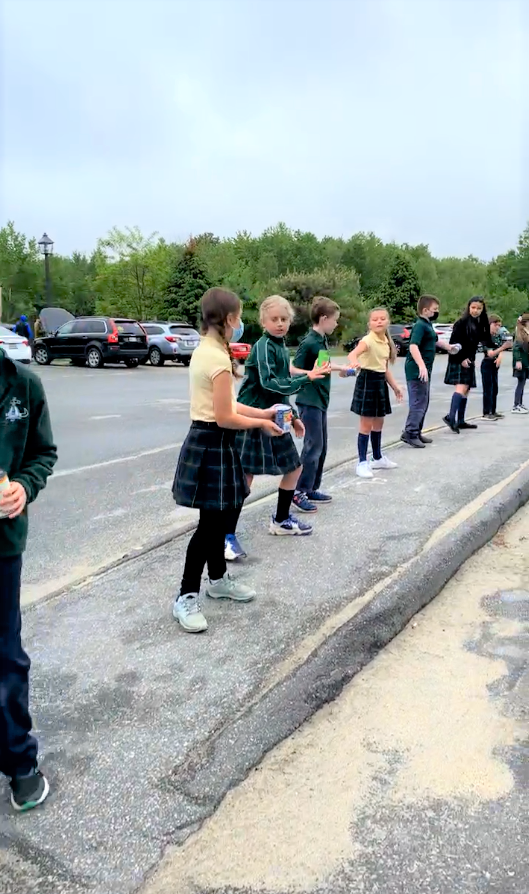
[24,358,518,602]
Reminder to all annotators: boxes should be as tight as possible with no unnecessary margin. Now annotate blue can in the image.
[275,404,292,432]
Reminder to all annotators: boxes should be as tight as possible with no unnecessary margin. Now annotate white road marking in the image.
[52,442,182,479]
[90,414,122,420]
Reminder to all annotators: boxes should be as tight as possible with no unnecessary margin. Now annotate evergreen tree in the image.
[379,252,422,322]
[162,240,212,325]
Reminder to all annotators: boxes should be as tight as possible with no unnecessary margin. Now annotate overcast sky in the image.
[1,0,527,259]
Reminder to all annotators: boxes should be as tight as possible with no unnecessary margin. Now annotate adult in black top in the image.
[443,297,494,433]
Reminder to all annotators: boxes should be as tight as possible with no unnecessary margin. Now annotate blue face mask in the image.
[230,320,244,343]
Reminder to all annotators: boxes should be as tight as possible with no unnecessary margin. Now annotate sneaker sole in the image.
[292,504,318,514]
[269,526,313,536]
[307,497,333,504]
[206,589,256,603]
[172,611,208,633]
[11,776,50,813]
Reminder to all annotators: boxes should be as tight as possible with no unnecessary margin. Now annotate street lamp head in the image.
[38,233,54,256]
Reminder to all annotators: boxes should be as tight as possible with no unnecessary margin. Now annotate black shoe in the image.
[419,434,433,444]
[482,414,498,421]
[400,433,425,448]
[10,769,50,812]
[458,421,478,430]
[443,415,460,434]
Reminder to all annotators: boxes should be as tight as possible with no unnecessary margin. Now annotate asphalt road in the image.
[25,357,518,600]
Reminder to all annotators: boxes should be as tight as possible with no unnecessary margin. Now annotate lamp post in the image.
[38,233,54,307]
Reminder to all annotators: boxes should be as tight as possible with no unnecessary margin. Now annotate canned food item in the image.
[317,349,331,367]
[275,404,292,432]
[451,343,462,353]
[0,470,10,519]
[344,367,356,377]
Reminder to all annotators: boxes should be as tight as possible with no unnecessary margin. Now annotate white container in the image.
[0,470,10,519]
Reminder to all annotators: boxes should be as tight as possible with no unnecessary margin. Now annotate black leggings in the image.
[180,507,241,596]
[515,372,527,407]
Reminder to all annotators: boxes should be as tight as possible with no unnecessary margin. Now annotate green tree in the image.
[161,241,212,325]
[379,253,422,322]
[94,227,174,319]
[0,222,41,321]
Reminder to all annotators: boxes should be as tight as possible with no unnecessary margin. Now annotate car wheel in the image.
[149,347,165,367]
[86,347,104,369]
[182,357,191,367]
[124,357,139,368]
[34,345,51,365]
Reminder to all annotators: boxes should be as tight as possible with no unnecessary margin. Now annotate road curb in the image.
[26,417,480,608]
[157,460,529,849]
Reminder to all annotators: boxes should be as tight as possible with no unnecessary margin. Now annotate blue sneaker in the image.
[269,515,313,536]
[292,492,318,513]
[224,534,247,561]
[306,491,332,503]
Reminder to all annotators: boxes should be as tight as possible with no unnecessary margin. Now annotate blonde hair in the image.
[368,306,397,364]
[259,294,295,327]
[515,313,529,345]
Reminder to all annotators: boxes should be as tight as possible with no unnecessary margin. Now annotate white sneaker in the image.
[371,455,398,470]
[512,405,529,414]
[172,593,208,632]
[356,461,374,479]
[206,573,256,602]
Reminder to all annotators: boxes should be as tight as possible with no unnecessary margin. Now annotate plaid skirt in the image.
[236,428,301,476]
[351,369,392,418]
[444,360,476,388]
[172,422,249,511]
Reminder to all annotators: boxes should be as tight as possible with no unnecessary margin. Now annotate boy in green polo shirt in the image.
[401,294,455,448]
[0,348,57,811]
[292,297,340,512]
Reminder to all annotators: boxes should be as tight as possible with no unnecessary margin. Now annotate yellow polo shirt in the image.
[189,335,236,422]
[358,330,390,373]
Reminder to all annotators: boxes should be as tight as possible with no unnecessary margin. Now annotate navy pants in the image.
[404,379,430,437]
[0,556,38,779]
[297,405,328,494]
[481,360,498,415]
[514,371,528,407]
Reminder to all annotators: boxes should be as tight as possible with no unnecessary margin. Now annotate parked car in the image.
[230,342,251,363]
[433,323,453,352]
[33,316,148,368]
[0,325,32,364]
[344,324,411,356]
[141,321,200,366]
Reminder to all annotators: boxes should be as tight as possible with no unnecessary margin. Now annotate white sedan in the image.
[0,325,32,363]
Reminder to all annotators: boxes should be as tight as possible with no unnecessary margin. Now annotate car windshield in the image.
[114,320,143,334]
[169,326,199,337]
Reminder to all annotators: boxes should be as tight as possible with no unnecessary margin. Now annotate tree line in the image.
[1,220,528,344]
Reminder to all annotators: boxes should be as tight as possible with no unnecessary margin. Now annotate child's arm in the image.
[10,378,58,508]
[256,339,325,397]
[385,367,404,402]
[346,340,368,368]
[236,403,277,420]
[214,372,282,434]
[409,344,428,381]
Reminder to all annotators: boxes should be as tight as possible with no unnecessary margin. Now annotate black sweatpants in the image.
[481,359,499,415]
[0,556,38,779]
[179,507,241,596]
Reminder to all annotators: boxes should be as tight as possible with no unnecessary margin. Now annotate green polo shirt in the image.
[294,330,331,411]
[405,316,438,381]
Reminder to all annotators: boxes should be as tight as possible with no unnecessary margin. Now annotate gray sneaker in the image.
[172,593,208,633]
[206,573,256,602]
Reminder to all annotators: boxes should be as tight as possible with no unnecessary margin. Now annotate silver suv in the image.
[141,322,200,367]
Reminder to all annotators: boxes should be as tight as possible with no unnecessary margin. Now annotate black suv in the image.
[33,316,148,368]
[343,323,412,356]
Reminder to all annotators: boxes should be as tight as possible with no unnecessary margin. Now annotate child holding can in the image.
[171,288,283,633]
[224,295,328,560]
[343,307,403,478]
[290,296,341,513]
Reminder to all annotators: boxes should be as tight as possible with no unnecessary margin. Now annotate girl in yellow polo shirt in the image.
[345,307,403,478]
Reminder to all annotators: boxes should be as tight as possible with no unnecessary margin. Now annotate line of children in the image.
[512,312,529,414]
[481,314,509,420]
[171,288,284,633]
[223,295,329,561]
[401,295,457,447]
[343,307,403,478]
[443,297,494,434]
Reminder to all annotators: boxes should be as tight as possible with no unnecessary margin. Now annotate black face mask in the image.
[430,311,439,321]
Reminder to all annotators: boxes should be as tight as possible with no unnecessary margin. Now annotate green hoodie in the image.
[0,351,57,557]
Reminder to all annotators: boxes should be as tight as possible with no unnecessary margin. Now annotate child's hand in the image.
[461,359,471,368]
[308,360,330,380]
[486,350,495,359]
[495,356,502,368]
[261,419,284,437]
[394,385,404,403]
[292,418,305,438]
[516,360,522,370]
[0,481,27,519]
[263,407,279,420]
[418,364,429,382]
